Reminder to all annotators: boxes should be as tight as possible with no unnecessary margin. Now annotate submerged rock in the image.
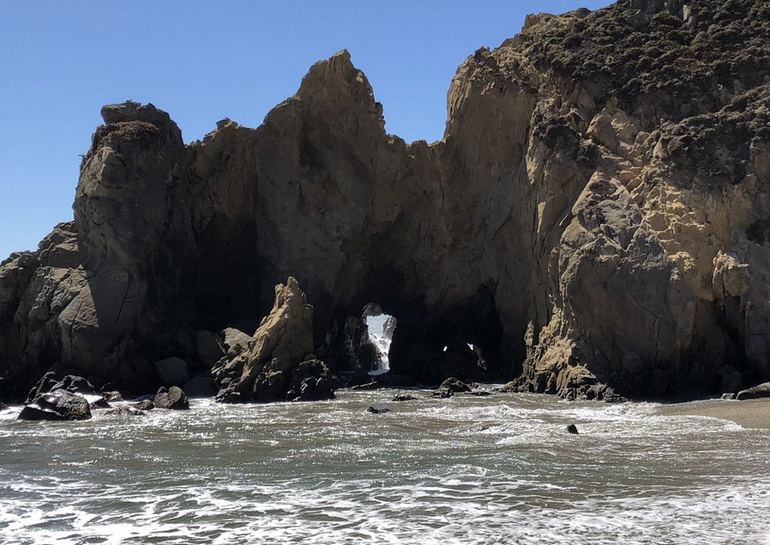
[392,393,417,402]
[437,377,473,394]
[18,391,92,421]
[102,391,123,402]
[736,382,770,400]
[432,389,454,399]
[468,391,493,397]
[105,406,145,417]
[566,424,579,435]
[153,386,189,410]
[367,404,390,414]
[133,399,155,411]
[433,377,473,398]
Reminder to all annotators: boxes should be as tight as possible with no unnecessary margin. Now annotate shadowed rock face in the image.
[1,0,769,402]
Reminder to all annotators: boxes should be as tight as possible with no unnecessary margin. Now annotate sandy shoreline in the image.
[659,398,770,429]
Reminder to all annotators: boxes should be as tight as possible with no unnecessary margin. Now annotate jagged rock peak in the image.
[294,49,385,130]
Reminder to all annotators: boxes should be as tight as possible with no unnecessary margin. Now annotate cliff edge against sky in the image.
[1,0,769,402]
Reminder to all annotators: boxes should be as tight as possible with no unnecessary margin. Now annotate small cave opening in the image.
[334,301,399,379]
[387,287,505,385]
[361,303,397,376]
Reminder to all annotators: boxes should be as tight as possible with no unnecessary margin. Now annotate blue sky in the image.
[0,0,610,259]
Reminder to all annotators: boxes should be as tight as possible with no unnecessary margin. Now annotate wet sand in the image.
[660,397,770,429]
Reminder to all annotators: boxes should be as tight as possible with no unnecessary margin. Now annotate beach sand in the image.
[660,398,770,429]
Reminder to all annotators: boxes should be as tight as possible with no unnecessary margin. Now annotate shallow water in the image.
[1,391,769,544]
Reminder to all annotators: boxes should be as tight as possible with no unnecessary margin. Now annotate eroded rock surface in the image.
[153,386,189,410]
[18,390,92,421]
[213,278,337,402]
[1,0,769,402]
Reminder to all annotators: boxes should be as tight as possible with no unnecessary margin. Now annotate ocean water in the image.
[0,391,769,545]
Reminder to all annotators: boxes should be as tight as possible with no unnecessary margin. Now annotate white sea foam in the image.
[0,392,768,544]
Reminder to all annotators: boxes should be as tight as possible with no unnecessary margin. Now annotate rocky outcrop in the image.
[213,278,337,402]
[153,386,189,410]
[133,399,155,411]
[435,377,473,396]
[736,382,770,401]
[18,390,92,421]
[1,0,769,402]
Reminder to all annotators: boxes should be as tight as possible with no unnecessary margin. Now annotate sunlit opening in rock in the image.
[362,303,396,376]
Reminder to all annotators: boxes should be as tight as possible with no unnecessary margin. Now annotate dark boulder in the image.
[433,377,472,397]
[153,386,189,410]
[25,371,59,403]
[89,397,111,409]
[195,331,224,368]
[52,375,97,395]
[494,381,519,393]
[432,389,454,399]
[26,372,98,404]
[249,358,290,403]
[437,377,473,393]
[286,359,337,402]
[367,404,390,414]
[106,406,145,417]
[102,391,123,402]
[736,382,770,400]
[0,402,9,411]
[566,423,579,434]
[392,393,417,401]
[18,391,92,421]
[133,399,155,411]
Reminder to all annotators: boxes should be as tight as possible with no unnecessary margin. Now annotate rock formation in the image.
[18,390,92,421]
[153,386,190,410]
[212,277,337,402]
[1,0,769,402]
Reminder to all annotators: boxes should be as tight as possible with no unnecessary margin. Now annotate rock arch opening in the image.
[361,303,397,376]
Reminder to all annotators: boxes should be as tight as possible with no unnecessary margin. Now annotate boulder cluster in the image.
[1,0,770,405]
[212,277,337,403]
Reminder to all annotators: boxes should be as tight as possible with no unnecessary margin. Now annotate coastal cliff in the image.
[1,0,769,402]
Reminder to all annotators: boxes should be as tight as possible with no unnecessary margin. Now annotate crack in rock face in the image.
[1,0,770,403]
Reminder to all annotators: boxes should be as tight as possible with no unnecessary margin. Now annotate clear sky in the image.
[0,0,610,259]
